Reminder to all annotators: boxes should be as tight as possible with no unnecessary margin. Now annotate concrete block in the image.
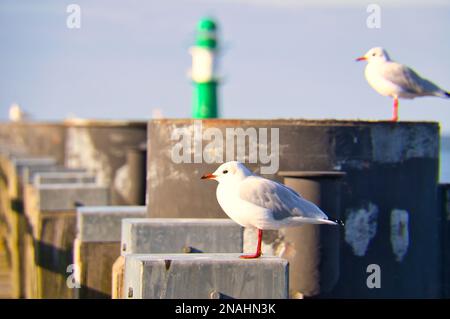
[12,157,56,177]
[0,123,66,164]
[12,157,56,166]
[121,218,243,255]
[23,166,87,184]
[77,206,147,243]
[22,184,110,298]
[124,254,289,299]
[74,206,147,298]
[36,184,109,211]
[33,171,96,185]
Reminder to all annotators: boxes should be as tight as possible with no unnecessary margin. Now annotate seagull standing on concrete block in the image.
[201,161,342,259]
[356,47,450,122]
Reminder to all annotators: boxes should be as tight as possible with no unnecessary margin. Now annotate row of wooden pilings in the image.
[0,120,149,298]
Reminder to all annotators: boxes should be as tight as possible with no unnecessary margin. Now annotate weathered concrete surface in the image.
[77,206,147,243]
[23,166,87,184]
[33,171,96,185]
[64,120,147,205]
[147,119,441,298]
[22,183,110,298]
[440,184,450,298]
[276,173,343,298]
[0,122,66,164]
[121,218,243,255]
[74,206,146,298]
[34,184,109,211]
[124,254,288,299]
[13,157,57,186]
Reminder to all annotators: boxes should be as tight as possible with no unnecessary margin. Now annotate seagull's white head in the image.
[201,161,253,184]
[356,47,391,63]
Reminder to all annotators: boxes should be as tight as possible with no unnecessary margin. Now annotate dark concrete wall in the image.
[147,119,441,298]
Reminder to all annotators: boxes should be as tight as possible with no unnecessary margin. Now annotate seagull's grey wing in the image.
[382,62,443,96]
[238,176,328,220]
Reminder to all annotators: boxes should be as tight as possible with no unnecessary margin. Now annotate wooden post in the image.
[23,183,109,298]
[111,256,125,299]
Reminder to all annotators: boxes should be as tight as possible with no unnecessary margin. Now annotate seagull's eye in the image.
[223,170,228,174]
[372,53,376,56]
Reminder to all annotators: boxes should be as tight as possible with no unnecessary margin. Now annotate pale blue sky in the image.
[1,0,449,132]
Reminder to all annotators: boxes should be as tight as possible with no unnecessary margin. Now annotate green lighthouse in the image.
[190,17,220,119]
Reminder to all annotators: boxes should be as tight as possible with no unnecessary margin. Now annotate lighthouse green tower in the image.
[190,17,219,119]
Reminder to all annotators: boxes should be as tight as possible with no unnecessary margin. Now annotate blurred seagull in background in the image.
[356,47,450,121]
[201,161,343,259]
[9,103,30,122]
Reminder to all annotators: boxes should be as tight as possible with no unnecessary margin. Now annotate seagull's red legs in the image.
[392,97,399,122]
[240,229,262,259]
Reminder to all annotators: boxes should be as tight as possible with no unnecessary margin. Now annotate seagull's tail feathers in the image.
[437,90,450,98]
[318,218,342,226]
[287,217,344,226]
[431,89,450,98]
[317,218,344,226]
[331,218,345,227]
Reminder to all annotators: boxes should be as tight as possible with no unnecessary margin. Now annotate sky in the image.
[0,0,449,133]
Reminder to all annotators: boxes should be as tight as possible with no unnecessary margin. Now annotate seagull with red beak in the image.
[356,47,449,121]
[201,161,342,259]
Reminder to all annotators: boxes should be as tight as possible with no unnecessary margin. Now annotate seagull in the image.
[9,103,29,122]
[356,47,449,121]
[201,161,342,259]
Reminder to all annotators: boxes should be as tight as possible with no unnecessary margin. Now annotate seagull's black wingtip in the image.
[333,219,345,227]
[445,91,450,98]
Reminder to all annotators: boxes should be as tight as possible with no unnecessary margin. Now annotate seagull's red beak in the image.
[201,173,216,180]
[356,56,367,62]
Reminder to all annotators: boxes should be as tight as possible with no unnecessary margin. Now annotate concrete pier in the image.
[0,121,148,298]
[113,218,243,298]
[0,155,57,298]
[146,119,441,298]
[0,119,446,299]
[0,123,66,164]
[33,171,96,185]
[124,254,288,299]
[74,206,147,298]
[23,183,109,298]
[23,166,87,185]
[121,218,243,255]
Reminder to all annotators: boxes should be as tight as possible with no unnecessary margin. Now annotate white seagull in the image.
[356,47,449,121]
[201,161,342,259]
